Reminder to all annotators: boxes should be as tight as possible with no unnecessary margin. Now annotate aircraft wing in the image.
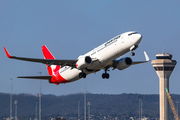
[17,76,52,80]
[111,51,150,70]
[4,47,77,66]
[132,51,150,65]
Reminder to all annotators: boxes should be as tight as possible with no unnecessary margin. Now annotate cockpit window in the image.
[128,32,138,36]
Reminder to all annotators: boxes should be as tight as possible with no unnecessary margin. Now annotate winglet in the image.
[132,51,150,65]
[4,47,13,58]
[144,51,150,62]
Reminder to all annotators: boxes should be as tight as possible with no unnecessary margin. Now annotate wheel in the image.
[102,73,110,79]
[82,73,86,78]
[131,52,135,56]
[105,73,109,79]
[79,72,86,78]
[79,73,83,78]
[102,73,106,79]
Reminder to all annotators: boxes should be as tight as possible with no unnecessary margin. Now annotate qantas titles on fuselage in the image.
[4,31,149,85]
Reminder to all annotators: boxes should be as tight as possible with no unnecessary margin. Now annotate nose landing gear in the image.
[131,51,135,56]
[130,45,138,56]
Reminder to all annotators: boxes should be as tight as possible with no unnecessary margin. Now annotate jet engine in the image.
[116,57,132,70]
[76,56,92,69]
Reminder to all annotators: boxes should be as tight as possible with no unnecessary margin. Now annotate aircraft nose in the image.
[134,34,142,45]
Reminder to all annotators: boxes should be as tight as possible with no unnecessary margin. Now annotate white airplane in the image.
[4,31,149,85]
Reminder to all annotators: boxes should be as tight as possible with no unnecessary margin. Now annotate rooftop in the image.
[156,52,172,60]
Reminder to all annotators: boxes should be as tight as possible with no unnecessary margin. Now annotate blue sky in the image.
[0,1,180,96]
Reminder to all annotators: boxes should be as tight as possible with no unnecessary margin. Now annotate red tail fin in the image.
[41,45,59,76]
[42,45,55,59]
[41,45,67,85]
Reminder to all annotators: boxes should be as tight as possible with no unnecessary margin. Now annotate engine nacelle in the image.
[76,56,92,69]
[116,57,132,70]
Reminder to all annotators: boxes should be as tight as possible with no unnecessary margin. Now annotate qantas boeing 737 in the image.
[4,31,149,85]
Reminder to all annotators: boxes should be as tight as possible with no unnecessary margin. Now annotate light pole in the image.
[38,72,42,120]
[10,78,12,120]
[87,102,91,120]
[78,99,80,120]
[138,96,142,120]
[140,99,143,120]
[35,100,38,120]
[84,78,86,120]
[14,100,18,120]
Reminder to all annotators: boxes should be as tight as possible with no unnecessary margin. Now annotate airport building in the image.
[151,53,177,120]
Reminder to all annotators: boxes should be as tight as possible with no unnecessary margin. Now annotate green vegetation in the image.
[0,93,179,120]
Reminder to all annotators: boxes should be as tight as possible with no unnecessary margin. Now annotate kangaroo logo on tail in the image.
[42,45,59,75]
[41,45,67,85]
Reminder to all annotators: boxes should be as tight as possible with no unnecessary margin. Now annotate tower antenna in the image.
[163,45,165,55]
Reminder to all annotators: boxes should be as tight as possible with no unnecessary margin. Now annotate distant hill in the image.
[0,93,180,119]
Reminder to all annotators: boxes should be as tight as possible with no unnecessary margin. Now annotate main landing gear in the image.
[102,73,109,79]
[79,72,86,78]
[79,69,86,78]
[102,67,110,79]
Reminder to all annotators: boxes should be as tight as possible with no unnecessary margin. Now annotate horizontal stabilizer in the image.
[17,76,52,80]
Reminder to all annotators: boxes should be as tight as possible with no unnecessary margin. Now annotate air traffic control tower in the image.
[151,53,177,120]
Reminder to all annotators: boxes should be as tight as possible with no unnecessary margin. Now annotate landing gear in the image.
[79,69,86,78]
[79,72,86,78]
[130,45,138,56]
[102,67,110,79]
[131,51,135,56]
[102,73,109,79]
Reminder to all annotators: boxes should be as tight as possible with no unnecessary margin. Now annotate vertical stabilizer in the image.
[42,45,55,59]
[41,45,59,76]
